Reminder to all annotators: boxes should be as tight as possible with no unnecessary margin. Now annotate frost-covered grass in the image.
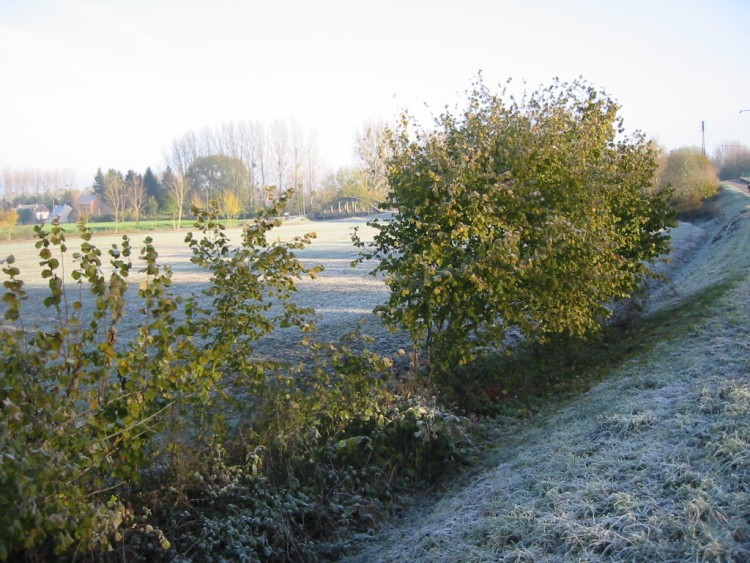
[0,215,408,357]
[345,185,750,561]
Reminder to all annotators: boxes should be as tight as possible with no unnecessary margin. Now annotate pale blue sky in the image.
[1,0,749,187]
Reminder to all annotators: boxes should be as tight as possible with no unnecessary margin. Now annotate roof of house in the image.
[76,193,99,205]
[49,204,73,222]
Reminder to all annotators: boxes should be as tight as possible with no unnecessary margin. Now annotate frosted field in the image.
[0,216,408,359]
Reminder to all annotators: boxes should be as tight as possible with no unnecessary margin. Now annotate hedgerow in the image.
[0,195,472,561]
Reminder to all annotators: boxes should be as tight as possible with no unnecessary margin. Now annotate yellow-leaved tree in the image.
[657,147,719,215]
[0,208,18,239]
[355,77,675,377]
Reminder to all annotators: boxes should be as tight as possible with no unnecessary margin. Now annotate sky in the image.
[1,0,749,188]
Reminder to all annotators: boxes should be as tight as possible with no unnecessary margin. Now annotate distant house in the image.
[49,204,73,223]
[74,193,110,220]
[15,204,50,223]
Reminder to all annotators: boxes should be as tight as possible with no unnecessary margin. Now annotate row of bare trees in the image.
[1,168,76,199]
[97,169,147,229]
[93,165,194,228]
[712,141,750,180]
[166,119,325,215]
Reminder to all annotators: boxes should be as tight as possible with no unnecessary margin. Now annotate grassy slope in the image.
[345,185,750,562]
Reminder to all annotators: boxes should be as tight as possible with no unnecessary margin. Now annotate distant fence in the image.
[313,210,383,221]
[312,198,385,220]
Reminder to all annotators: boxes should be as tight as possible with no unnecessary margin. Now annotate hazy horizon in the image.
[2,0,749,188]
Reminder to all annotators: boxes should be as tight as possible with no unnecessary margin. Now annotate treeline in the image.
[0,168,76,198]
[4,122,742,231]
[712,141,750,180]
[159,119,389,221]
[1,119,392,229]
[163,119,389,219]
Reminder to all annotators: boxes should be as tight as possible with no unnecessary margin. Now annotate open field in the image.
[0,218,194,241]
[0,215,409,358]
[345,185,750,561]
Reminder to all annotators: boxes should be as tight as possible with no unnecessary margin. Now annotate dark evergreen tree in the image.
[93,168,106,196]
[143,167,165,208]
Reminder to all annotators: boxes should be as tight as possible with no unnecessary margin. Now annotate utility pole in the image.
[701,121,705,157]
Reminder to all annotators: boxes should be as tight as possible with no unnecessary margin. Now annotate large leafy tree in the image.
[357,78,674,376]
[187,154,250,209]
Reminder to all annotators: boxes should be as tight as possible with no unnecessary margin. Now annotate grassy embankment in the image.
[346,184,750,561]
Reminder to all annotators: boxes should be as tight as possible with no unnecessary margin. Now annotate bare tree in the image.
[197,126,218,156]
[166,131,200,176]
[103,169,127,231]
[1,167,75,198]
[249,121,268,208]
[289,120,306,214]
[165,119,325,213]
[38,169,75,194]
[217,121,241,159]
[355,121,390,204]
[713,141,750,180]
[125,170,146,225]
[304,130,323,212]
[218,120,266,211]
[270,120,290,200]
[163,169,191,229]
[1,168,17,199]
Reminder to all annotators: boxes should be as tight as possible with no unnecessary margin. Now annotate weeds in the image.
[0,202,475,561]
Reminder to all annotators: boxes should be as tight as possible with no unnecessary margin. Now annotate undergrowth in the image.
[441,271,743,419]
[4,191,744,561]
[0,200,474,562]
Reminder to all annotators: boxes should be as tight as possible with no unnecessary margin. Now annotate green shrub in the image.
[0,194,325,559]
[0,195,476,561]
[356,77,675,378]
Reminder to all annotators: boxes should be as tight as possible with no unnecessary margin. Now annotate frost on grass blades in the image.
[345,184,750,562]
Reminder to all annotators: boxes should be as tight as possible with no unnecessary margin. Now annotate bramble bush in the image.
[0,194,471,561]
